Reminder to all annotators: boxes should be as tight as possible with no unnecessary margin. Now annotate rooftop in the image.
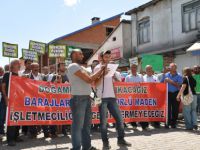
[125,0,162,15]
[49,13,124,44]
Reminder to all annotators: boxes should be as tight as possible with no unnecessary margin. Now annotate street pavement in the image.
[0,120,200,150]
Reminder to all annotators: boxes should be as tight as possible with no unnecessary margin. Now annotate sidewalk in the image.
[0,121,200,150]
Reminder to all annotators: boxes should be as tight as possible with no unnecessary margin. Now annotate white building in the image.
[126,0,200,73]
[87,20,132,69]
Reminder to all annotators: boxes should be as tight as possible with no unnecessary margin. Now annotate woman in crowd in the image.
[177,67,198,130]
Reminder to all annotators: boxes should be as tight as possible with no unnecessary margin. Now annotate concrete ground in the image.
[1,120,200,150]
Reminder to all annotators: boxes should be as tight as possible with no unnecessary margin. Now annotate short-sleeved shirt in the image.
[67,63,91,96]
[143,74,159,83]
[193,74,200,94]
[125,74,143,83]
[2,72,18,96]
[182,76,196,95]
[94,64,116,98]
[161,72,182,93]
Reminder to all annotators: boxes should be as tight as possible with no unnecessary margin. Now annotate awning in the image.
[187,42,200,55]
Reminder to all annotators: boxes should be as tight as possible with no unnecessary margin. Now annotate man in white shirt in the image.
[125,64,143,129]
[143,65,159,83]
[94,50,131,149]
[143,65,160,129]
[29,63,43,81]
[28,63,46,138]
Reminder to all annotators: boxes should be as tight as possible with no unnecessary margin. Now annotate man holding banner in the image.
[125,63,144,130]
[143,65,160,129]
[1,60,23,146]
[67,49,105,150]
[28,63,44,138]
[161,63,182,128]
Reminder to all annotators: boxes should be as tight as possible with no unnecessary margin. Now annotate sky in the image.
[0,0,151,67]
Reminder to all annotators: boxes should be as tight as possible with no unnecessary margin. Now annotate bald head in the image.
[145,65,153,76]
[169,63,177,74]
[10,59,20,73]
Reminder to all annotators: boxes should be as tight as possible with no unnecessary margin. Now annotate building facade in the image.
[47,13,122,65]
[87,20,132,69]
[126,0,200,73]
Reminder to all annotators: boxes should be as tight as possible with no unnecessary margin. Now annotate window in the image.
[138,18,150,44]
[106,27,114,36]
[182,1,200,32]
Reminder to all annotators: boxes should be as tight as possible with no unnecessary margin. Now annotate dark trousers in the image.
[22,126,28,134]
[140,122,149,129]
[29,126,38,135]
[42,125,56,135]
[7,126,20,142]
[0,100,6,134]
[168,92,180,126]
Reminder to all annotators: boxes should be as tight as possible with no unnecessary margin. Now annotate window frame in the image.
[105,27,114,37]
[182,0,200,33]
[137,17,150,45]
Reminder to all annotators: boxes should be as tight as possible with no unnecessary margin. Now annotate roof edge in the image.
[125,0,162,15]
[87,20,131,64]
[49,13,124,44]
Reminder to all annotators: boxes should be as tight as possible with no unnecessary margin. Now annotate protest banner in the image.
[2,42,18,58]
[7,76,167,126]
[142,55,163,72]
[29,40,46,54]
[48,45,67,58]
[22,49,38,62]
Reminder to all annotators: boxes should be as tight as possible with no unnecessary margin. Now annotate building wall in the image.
[87,22,132,65]
[131,0,198,54]
[172,0,198,46]
[87,23,123,65]
[175,53,200,74]
[63,18,120,45]
[122,23,132,58]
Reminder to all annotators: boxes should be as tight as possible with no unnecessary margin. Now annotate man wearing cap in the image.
[94,50,131,149]
[67,49,105,150]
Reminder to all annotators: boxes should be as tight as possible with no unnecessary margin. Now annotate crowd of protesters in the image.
[0,49,199,150]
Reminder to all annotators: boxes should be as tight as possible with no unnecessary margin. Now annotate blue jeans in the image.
[70,95,92,150]
[99,98,124,142]
[0,98,6,134]
[183,95,198,129]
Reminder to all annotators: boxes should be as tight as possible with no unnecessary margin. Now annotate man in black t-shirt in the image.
[51,63,69,136]
[1,60,23,146]
[51,62,69,83]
